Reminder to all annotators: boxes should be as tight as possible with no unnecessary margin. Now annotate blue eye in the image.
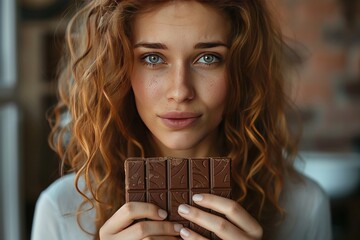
[197,54,220,64]
[143,54,165,65]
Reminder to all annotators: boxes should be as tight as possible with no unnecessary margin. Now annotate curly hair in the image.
[48,0,301,238]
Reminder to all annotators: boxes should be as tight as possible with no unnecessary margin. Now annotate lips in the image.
[158,112,201,129]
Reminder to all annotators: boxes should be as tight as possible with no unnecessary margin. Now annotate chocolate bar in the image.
[125,157,232,239]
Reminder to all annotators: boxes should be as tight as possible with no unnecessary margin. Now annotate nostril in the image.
[167,87,195,103]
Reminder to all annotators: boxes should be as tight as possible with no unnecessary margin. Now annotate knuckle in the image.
[226,201,240,215]
[98,226,106,238]
[135,221,148,236]
[99,219,112,238]
[122,202,135,217]
[215,218,228,232]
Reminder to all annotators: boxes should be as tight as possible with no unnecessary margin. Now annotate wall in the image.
[273,0,360,152]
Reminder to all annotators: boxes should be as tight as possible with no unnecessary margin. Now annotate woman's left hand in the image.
[177,193,263,240]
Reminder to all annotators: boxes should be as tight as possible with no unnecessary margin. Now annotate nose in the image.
[166,63,195,103]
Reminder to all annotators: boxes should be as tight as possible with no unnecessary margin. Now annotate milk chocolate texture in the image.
[125,157,232,239]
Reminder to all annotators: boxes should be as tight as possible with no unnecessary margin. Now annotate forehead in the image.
[131,1,231,44]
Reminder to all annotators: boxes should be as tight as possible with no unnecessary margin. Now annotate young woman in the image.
[31,1,332,239]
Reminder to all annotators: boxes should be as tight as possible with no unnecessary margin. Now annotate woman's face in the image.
[130,1,230,157]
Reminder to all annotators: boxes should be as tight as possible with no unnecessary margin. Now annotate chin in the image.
[153,131,216,156]
[157,137,208,157]
[164,142,197,152]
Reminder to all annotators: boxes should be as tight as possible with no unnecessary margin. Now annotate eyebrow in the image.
[194,42,229,49]
[133,42,168,49]
[133,41,229,49]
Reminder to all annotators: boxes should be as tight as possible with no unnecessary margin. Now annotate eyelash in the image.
[140,53,222,68]
[195,54,221,66]
[141,53,166,68]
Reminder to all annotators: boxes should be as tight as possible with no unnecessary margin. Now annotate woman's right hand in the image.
[99,202,182,240]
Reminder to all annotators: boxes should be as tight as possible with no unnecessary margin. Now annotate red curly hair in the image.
[49,0,301,238]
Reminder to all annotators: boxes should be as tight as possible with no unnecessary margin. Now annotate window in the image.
[0,0,21,240]
[0,0,16,89]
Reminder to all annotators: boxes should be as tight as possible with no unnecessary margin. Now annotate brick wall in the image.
[272,0,360,152]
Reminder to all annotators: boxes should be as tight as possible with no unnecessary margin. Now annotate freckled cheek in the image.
[201,75,228,110]
[131,73,163,105]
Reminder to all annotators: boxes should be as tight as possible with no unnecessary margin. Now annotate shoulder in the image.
[38,173,83,214]
[282,172,329,209]
[275,173,332,240]
[31,173,96,240]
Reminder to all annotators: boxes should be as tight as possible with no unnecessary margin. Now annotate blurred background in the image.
[0,0,359,239]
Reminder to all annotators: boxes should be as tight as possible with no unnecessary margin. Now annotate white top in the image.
[31,173,332,240]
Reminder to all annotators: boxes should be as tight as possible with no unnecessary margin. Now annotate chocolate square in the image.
[125,157,232,239]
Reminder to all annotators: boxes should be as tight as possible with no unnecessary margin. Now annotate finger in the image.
[100,202,168,235]
[112,221,182,240]
[192,194,262,238]
[179,227,208,240]
[178,204,247,240]
[142,236,181,240]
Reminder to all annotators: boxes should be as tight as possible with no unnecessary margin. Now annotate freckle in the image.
[147,76,158,89]
[207,79,215,90]
[146,76,161,96]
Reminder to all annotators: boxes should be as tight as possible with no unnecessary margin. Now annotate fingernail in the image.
[178,204,190,214]
[174,223,183,232]
[192,194,203,202]
[158,209,167,219]
[180,228,190,237]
